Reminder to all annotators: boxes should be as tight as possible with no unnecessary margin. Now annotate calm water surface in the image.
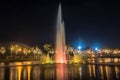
[0,61,120,80]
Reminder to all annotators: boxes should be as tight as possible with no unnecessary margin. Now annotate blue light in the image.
[95,48,98,51]
[78,46,81,49]
[92,42,101,51]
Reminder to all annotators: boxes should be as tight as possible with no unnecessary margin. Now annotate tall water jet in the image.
[55,4,67,63]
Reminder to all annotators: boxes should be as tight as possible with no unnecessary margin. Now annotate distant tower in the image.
[55,4,66,63]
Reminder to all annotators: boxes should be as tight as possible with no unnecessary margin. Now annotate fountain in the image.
[39,4,82,64]
[55,4,67,63]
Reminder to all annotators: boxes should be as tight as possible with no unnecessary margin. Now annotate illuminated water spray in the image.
[55,4,66,63]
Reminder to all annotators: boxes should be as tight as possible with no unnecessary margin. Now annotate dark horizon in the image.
[0,0,120,48]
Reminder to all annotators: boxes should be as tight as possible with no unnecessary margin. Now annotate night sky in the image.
[0,0,120,48]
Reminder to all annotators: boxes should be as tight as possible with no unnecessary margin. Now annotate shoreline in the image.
[0,60,120,68]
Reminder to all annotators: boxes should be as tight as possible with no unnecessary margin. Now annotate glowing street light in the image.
[78,46,81,50]
[95,48,98,51]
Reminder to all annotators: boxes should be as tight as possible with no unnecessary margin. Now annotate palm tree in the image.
[31,47,42,60]
[0,46,6,59]
[66,45,74,56]
[43,44,54,55]
[43,44,55,62]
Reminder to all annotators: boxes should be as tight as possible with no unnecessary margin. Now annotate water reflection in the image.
[99,66,104,80]
[0,62,120,80]
[88,65,96,80]
[56,64,67,80]
[115,66,120,79]
[0,63,4,80]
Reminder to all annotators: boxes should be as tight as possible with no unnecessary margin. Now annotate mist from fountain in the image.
[55,4,67,63]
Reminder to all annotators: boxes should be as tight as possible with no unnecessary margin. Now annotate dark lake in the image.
[0,61,120,80]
